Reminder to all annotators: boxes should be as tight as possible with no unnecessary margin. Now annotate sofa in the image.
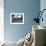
[32,25,46,46]
[17,25,46,46]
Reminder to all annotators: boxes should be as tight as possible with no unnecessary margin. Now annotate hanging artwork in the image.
[10,13,24,24]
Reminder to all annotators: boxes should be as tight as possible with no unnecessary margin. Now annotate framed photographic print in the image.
[10,13,24,24]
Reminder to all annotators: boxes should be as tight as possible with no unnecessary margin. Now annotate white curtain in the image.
[0,0,4,42]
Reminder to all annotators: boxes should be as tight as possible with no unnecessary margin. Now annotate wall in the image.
[4,0,40,42]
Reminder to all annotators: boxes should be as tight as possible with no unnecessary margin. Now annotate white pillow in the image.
[17,37,25,46]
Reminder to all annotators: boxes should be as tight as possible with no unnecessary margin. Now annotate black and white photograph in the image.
[10,13,24,24]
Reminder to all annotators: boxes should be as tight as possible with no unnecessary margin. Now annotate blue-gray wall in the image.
[4,0,40,42]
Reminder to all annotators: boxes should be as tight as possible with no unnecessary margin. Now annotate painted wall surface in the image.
[4,0,40,42]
